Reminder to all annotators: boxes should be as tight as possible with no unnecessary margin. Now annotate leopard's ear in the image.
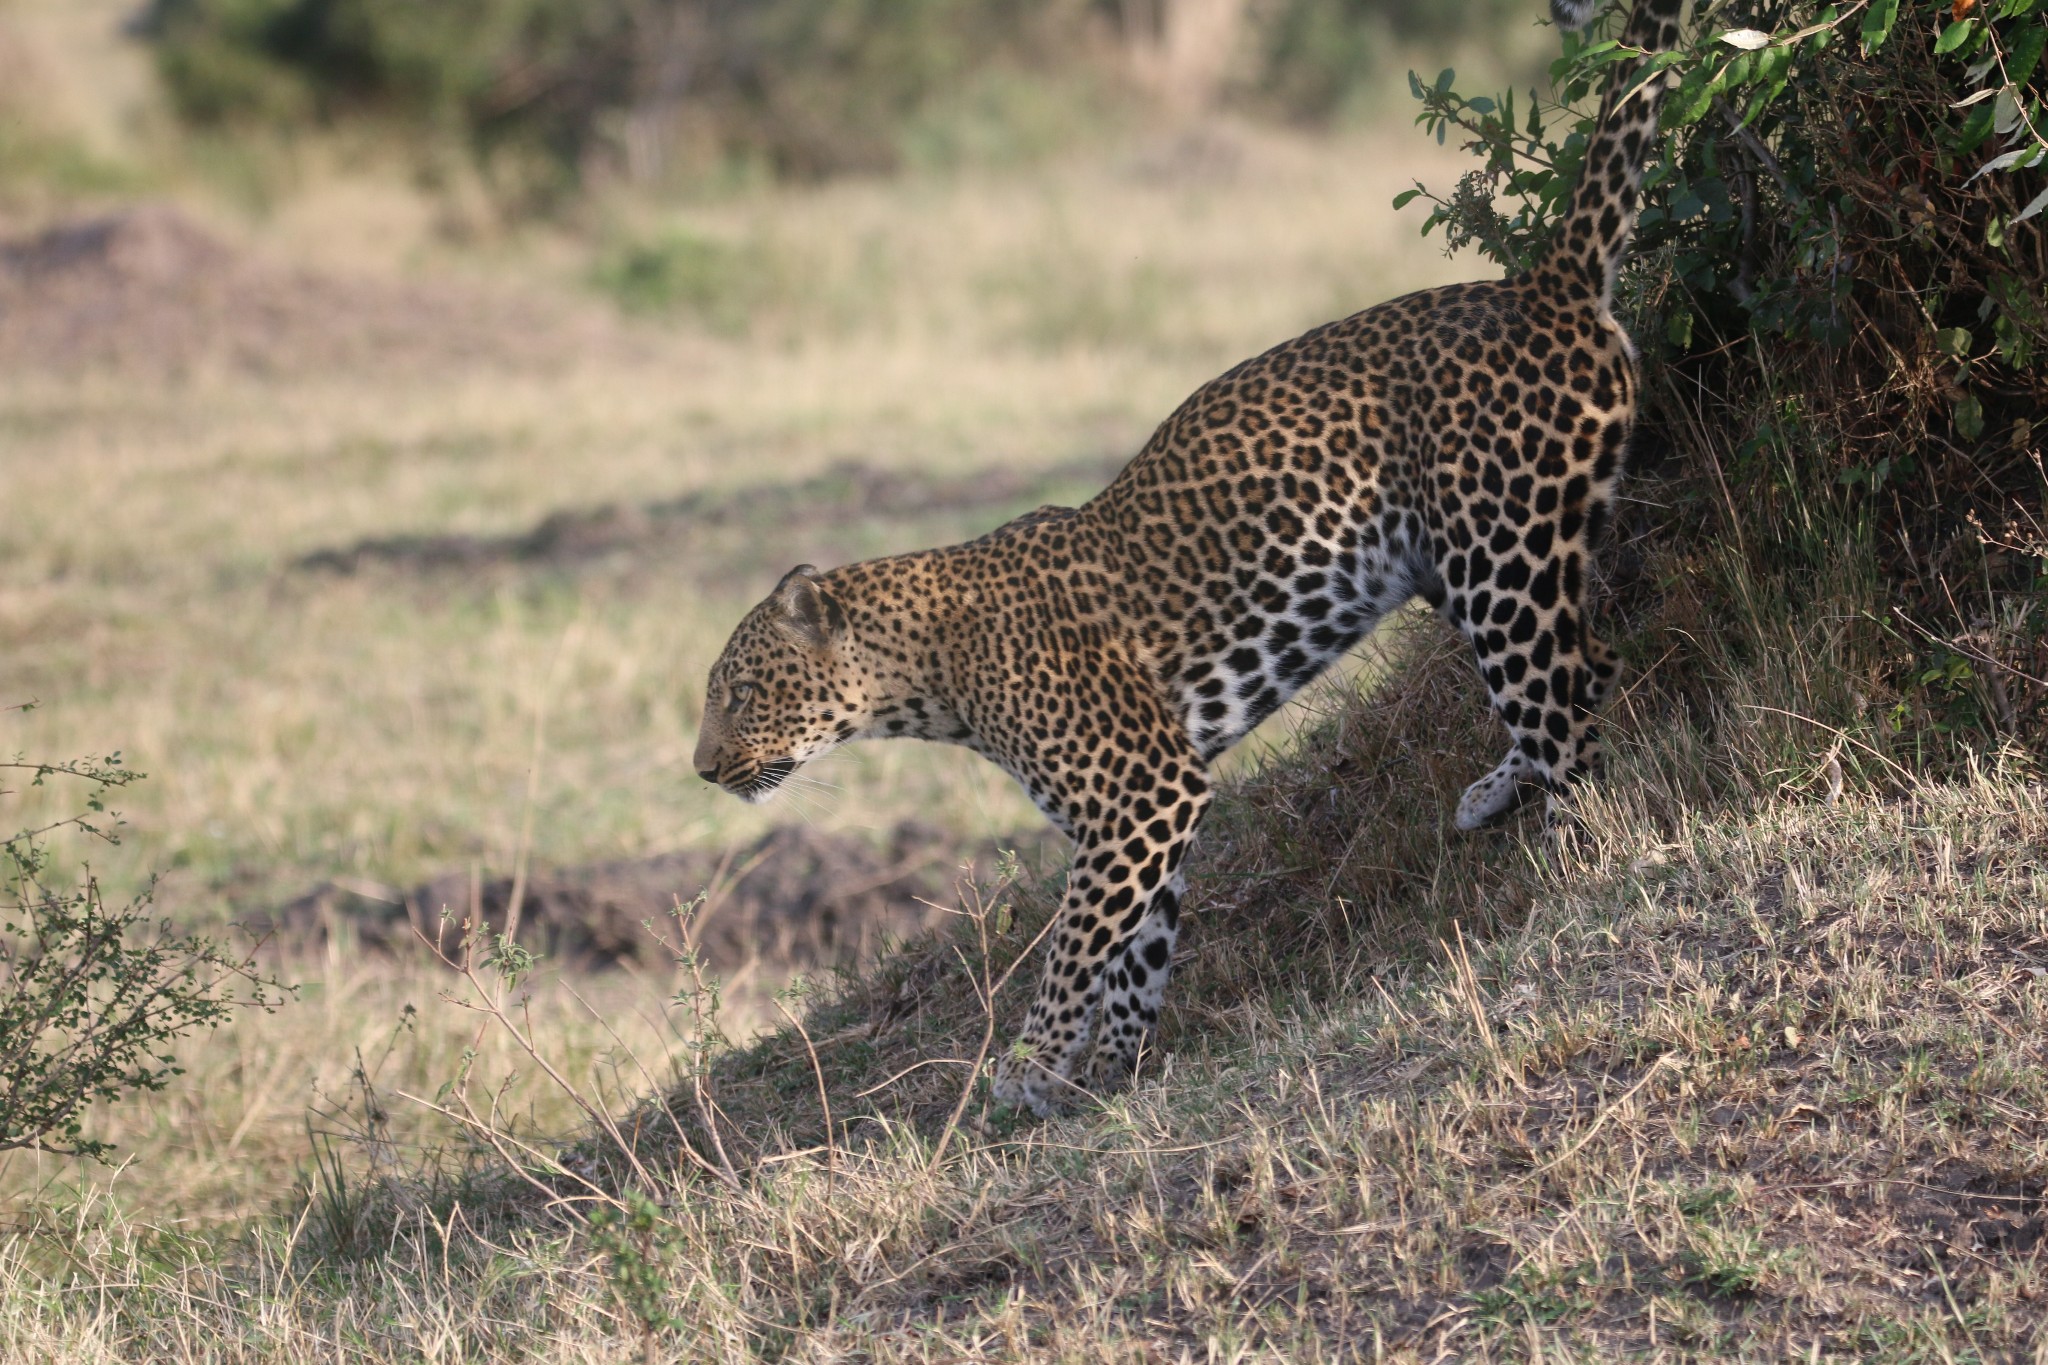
[773,564,843,647]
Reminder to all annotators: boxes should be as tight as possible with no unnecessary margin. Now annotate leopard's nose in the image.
[696,768,721,785]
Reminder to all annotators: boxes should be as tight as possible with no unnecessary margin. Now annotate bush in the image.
[139,0,1110,197]
[1,730,281,1159]
[589,227,789,333]
[1406,0,2048,745]
[138,0,1563,197]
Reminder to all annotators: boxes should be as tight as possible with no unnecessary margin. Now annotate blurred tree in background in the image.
[136,0,1543,198]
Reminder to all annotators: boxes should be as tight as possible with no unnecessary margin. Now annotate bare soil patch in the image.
[0,204,636,378]
[293,453,1124,575]
[252,820,1053,974]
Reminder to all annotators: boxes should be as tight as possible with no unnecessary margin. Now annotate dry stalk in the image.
[1520,1054,1678,1181]
[558,978,706,1172]
[391,1084,616,1212]
[1735,703,1915,787]
[927,859,1060,1172]
[407,918,738,1198]
[504,618,584,958]
[772,989,837,1193]
[1448,922,1522,1091]
[646,899,747,1190]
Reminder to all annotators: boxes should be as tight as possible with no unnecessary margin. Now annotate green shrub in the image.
[1406,0,2048,745]
[0,732,281,1160]
[589,227,788,333]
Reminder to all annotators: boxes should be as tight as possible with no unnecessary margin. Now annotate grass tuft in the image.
[8,535,2042,1357]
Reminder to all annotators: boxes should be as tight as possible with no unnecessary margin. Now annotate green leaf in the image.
[1993,87,2023,136]
[1665,68,1715,127]
[1954,392,1985,441]
[1756,44,1794,88]
[1666,309,1695,348]
[1719,51,1756,90]
[1935,326,1973,358]
[2008,23,2047,85]
[1956,101,1999,153]
[1968,145,2042,182]
[1860,0,1900,54]
[1435,67,1456,95]
[1392,188,1423,209]
[1934,19,1976,54]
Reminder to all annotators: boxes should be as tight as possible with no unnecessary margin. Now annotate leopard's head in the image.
[693,565,870,803]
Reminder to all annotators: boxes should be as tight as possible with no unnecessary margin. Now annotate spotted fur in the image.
[1551,0,1601,31]
[694,0,1687,1115]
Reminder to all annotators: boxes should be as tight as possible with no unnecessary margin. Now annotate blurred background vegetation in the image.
[127,0,1542,200]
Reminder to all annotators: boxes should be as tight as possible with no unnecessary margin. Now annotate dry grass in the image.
[5,646,2043,1360]
[0,122,1476,930]
[0,955,757,1230]
[10,440,2042,1360]
[6,20,2042,1358]
[0,95,1490,1349]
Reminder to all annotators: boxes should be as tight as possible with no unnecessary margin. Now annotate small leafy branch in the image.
[1,719,283,1159]
[588,1187,683,1365]
[1400,0,2045,353]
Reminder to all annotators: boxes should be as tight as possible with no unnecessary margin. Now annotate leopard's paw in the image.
[1456,764,1537,830]
[1079,1042,1138,1098]
[991,1048,1066,1117]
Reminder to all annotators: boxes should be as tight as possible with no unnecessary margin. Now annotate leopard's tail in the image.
[1547,0,1687,304]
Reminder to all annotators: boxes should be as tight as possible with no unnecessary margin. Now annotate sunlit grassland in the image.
[1,126,1472,1228]
[1,126,1476,920]
[0,959,731,1229]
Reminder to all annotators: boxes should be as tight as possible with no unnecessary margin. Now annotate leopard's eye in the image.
[726,682,757,713]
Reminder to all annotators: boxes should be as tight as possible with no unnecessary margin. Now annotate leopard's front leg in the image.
[991,715,1210,1116]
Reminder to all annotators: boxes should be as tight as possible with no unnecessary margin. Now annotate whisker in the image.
[783,776,842,801]
[777,788,823,827]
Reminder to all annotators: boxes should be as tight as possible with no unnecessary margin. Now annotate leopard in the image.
[692,0,1687,1115]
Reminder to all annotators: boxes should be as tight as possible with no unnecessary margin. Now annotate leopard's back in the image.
[1067,271,1630,762]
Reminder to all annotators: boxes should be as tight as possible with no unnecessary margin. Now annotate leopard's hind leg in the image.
[1445,538,1613,829]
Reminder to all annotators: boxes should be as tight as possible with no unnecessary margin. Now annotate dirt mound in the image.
[0,204,630,378]
[295,454,1122,575]
[253,820,1052,973]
